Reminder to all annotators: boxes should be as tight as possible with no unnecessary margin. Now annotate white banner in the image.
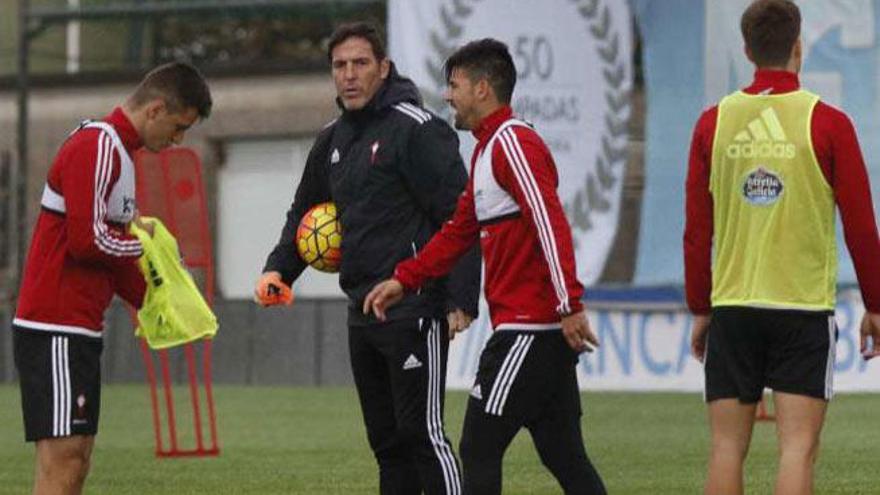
[388,0,634,286]
[447,289,880,392]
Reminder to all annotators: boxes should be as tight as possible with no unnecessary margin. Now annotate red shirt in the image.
[395,106,584,330]
[14,108,146,337]
[684,70,880,314]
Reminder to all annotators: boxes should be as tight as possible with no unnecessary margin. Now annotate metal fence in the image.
[1,0,386,83]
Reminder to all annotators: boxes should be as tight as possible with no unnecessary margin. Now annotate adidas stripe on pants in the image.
[349,317,461,495]
[459,330,606,495]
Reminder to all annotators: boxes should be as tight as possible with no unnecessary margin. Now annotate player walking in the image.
[364,38,607,495]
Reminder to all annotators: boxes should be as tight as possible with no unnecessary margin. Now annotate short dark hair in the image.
[740,0,801,67]
[327,22,386,62]
[444,38,517,104]
[130,62,212,118]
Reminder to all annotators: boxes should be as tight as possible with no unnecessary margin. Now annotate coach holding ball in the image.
[254,22,479,495]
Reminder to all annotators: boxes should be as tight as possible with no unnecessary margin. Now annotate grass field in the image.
[1,386,879,494]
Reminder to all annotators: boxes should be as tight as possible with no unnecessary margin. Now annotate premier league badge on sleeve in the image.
[742,167,784,206]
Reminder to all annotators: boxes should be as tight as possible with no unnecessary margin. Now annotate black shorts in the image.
[13,327,104,441]
[468,330,581,421]
[704,307,837,403]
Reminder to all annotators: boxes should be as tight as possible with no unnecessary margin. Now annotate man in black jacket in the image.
[255,22,480,495]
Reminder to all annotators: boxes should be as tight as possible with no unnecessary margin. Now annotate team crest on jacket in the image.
[742,167,784,205]
[370,141,380,165]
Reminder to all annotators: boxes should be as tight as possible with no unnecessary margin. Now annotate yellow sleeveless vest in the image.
[130,217,218,349]
[709,90,836,310]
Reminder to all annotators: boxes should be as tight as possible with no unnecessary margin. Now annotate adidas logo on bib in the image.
[726,107,796,159]
[403,354,422,370]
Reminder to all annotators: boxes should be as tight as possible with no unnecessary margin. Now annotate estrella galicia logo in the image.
[742,167,784,205]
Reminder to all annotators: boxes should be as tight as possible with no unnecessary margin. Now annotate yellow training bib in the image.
[130,217,218,349]
[709,90,836,311]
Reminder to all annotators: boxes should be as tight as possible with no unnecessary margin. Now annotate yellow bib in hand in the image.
[131,217,218,349]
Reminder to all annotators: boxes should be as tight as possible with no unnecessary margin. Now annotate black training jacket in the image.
[264,64,480,325]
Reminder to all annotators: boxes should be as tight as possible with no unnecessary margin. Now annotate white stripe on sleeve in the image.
[91,132,142,256]
[497,129,570,314]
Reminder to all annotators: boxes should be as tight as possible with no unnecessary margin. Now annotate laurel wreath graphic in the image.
[424,0,632,237]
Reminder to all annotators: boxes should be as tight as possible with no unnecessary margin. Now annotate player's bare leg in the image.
[34,435,94,495]
[705,399,757,495]
[773,392,827,495]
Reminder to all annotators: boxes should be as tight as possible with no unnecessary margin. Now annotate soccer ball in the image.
[296,202,342,273]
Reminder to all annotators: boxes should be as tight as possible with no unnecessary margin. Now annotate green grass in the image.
[1,386,879,494]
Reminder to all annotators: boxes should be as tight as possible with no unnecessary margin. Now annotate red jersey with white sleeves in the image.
[14,108,146,338]
[685,70,880,314]
[395,106,584,331]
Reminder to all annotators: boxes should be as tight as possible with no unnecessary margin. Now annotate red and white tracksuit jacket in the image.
[14,108,146,338]
[395,106,584,331]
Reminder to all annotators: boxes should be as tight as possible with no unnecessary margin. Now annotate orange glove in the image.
[254,272,294,307]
